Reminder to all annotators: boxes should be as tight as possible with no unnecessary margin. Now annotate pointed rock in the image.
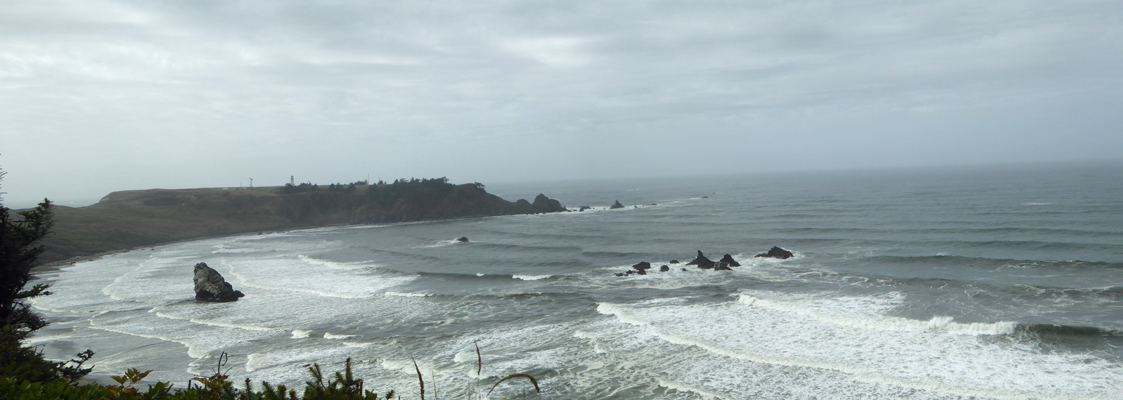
[719,254,740,267]
[685,250,715,269]
[193,263,244,302]
[610,200,624,209]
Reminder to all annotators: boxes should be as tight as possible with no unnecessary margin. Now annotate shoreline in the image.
[34,182,567,265]
[31,211,528,275]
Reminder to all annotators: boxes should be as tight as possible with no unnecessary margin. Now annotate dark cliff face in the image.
[39,181,565,264]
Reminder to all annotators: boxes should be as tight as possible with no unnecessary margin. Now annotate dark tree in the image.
[0,169,54,339]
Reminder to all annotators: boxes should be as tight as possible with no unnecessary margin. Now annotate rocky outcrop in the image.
[719,254,740,267]
[755,246,794,259]
[39,181,571,264]
[714,263,732,271]
[632,261,652,271]
[610,200,624,209]
[457,237,469,242]
[686,250,716,269]
[659,265,670,272]
[531,194,567,213]
[193,262,244,302]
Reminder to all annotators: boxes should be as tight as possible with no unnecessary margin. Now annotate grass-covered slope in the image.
[40,178,565,264]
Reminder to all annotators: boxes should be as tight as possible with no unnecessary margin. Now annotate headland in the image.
[37,178,565,264]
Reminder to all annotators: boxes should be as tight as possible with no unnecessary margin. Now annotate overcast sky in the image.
[2,0,1121,207]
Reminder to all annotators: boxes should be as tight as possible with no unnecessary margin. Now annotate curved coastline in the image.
[34,180,567,267]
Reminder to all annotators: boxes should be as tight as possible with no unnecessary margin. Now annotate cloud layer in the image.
[3,0,1122,206]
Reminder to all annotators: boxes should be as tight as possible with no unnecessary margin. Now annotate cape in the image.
[39,179,565,263]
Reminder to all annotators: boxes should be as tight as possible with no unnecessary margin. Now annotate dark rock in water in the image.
[632,261,652,271]
[719,254,740,267]
[626,270,636,275]
[659,265,669,272]
[615,273,625,277]
[194,262,244,302]
[714,263,732,271]
[610,200,624,209]
[636,268,647,275]
[532,194,567,213]
[681,268,687,272]
[579,206,591,211]
[755,246,794,259]
[457,236,469,242]
[670,260,680,264]
[686,250,715,269]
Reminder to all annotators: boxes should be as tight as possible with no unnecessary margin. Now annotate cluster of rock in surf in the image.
[614,246,794,277]
[572,200,659,212]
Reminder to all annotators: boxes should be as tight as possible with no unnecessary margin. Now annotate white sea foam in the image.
[385,292,431,297]
[223,257,413,298]
[297,254,376,270]
[291,330,310,339]
[152,310,278,332]
[416,239,459,248]
[656,378,727,400]
[323,332,355,340]
[513,274,551,281]
[737,294,1017,336]
[597,293,1122,399]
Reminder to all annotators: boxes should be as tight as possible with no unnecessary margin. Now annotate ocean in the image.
[28,163,1123,399]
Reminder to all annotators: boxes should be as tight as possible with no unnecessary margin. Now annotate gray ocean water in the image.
[29,163,1123,399]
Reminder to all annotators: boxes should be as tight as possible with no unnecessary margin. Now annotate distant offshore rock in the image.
[755,246,794,259]
[193,262,245,302]
[610,200,624,209]
[531,194,566,213]
[457,236,470,242]
[686,250,716,269]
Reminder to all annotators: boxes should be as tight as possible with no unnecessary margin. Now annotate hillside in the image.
[38,179,566,264]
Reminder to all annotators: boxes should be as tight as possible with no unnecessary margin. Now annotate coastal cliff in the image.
[39,179,565,264]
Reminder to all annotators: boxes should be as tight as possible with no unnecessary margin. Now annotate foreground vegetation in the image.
[2,326,539,400]
[1,334,396,400]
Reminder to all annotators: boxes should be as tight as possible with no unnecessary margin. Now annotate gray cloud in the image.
[2,0,1121,207]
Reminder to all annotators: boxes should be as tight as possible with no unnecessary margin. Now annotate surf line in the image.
[594,302,1070,400]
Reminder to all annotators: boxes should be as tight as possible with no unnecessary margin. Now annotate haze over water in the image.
[30,163,1123,399]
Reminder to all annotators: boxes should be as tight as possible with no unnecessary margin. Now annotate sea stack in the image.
[610,200,625,209]
[532,194,567,213]
[686,250,716,269]
[193,262,245,302]
[755,246,794,259]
